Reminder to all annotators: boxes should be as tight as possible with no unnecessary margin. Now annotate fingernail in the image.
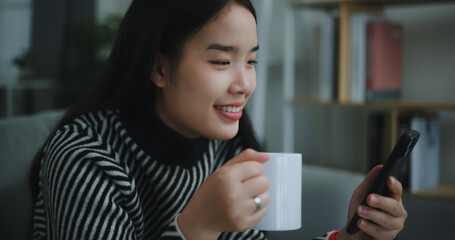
[390,177,396,185]
[358,206,369,216]
[360,219,368,228]
[369,195,379,205]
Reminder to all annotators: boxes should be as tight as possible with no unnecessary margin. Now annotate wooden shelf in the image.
[405,183,455,203]
[291,0,455,103]
[284,0,455,204]
[291,97,455,111]
[291,0,455,8]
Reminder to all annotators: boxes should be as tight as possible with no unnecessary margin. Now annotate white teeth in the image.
[216,106,241,113]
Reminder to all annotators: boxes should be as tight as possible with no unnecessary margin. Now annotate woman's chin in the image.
[206,125,239,140]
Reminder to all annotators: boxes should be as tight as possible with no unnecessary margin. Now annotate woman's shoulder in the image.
[41,110,133,192]
[43,109,124,166]
[59,110,120,134]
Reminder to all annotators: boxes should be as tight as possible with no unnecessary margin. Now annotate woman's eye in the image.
[248,60,258,66]
[210,61,230,66]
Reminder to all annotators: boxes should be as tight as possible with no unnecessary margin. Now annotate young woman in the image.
[30,0,407,239]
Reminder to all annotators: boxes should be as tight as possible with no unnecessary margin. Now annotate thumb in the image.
[354,165,383,199]
[223,149,270,167]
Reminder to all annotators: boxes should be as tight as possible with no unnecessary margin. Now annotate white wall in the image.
[0,0,32,83]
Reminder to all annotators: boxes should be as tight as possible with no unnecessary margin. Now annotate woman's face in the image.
[153,4,258,140]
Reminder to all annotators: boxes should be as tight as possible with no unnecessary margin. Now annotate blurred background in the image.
[0,0,128,116]
[1,0,455,239]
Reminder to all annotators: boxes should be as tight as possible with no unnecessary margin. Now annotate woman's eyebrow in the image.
[207,43,235,52]
[207,43,259,53]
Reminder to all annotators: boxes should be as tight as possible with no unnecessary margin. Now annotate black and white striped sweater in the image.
[32,110,334,240]
[32,110,266,239]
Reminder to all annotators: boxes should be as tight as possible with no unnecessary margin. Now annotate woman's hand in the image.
[178,149,270,240]
[338,165,408,240]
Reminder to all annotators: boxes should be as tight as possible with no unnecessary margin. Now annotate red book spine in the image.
[367,21,403,93]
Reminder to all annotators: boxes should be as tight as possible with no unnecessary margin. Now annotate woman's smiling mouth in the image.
[215,105,242,113]
[214,104,244,120]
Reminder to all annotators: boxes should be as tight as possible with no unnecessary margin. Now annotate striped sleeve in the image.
[312,230,339,240]
[160,214,187,240]
[37,128,185,240]
[38,128,138,239]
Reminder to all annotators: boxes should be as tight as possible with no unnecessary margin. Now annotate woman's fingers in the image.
[249,192,270,215]
[387,176,404,201]
[223,148,269,167]
[357,218,396,240]
[358,204,404,230]
[229,160,265,181]
[354,183,407,239]
[179,149,272,234]
[344,167,408,239]
[240,168,270,214]
[243,174,269,196]
[247,203,268,226]
[366,193,407,218]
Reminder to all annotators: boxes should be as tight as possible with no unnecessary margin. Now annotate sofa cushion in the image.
[0,110,63,239]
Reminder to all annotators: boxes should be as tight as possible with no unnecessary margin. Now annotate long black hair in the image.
[29,0,262,220]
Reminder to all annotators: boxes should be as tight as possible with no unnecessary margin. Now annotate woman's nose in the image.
[228,67,255,96]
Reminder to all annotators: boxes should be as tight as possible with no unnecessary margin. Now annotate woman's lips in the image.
[214,104,243,121]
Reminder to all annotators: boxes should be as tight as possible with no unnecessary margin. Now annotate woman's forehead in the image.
[188,4,258,53]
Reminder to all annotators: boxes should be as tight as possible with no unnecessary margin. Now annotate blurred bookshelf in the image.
[292,97,455,111]
[406,182,455,203]
[283,0,455,202]
[291,0,455,8]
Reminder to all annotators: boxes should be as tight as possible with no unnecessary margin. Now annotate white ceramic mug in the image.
[254,153,302,231]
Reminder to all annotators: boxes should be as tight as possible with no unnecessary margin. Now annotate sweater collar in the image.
[119,108,209,168]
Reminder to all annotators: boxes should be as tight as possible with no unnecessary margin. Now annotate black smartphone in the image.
[347,129,420,235]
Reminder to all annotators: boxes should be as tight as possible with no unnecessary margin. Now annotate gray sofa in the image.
[0,110,369,239]
[0,110,64,239]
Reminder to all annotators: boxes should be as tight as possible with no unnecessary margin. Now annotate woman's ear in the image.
[151,53,168,88]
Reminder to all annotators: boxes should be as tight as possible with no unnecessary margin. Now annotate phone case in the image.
[347,130,420,234]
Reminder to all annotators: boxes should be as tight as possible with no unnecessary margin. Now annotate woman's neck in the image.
[119,107,209,168]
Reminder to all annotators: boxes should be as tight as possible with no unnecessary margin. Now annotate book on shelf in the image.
[366,21,404,101]
[337,4,384,103]
[349,13,385,103]
[407,114,440,193]
[368,112,440,192]
[307,9,338,102]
